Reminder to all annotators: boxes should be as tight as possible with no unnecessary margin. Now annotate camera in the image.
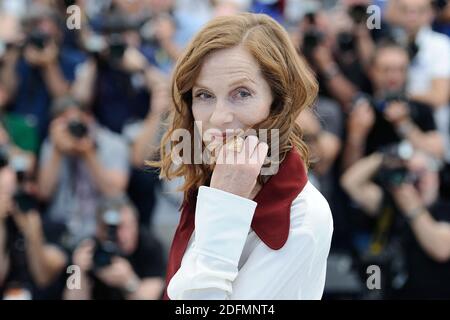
[26,30,51,50]
[13,190,39,213]
[337,32,356,53]
[92,209,121,269]
[67,120,88,139]
[376,141,416,187]
[302,28,325,59]
[348,4,368,24]
[108,33,127,62]
[300,11,325,59]
[94,14,141,63]
[9,151,39,213]
[374,91,408,113]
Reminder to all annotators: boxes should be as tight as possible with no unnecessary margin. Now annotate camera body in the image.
[374,91,408,113]
[108,33,127,62]
[67,120,88,139]
[0,145,39,213]
[92,209,121,270]
[348,4,368,24]
[26,30,51,50]
[337,32,356,53]
[376,141,417,188]
[302,28,325,57]
[13,189,39,213]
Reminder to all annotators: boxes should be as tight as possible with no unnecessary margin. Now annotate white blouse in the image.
[167,181,334,300]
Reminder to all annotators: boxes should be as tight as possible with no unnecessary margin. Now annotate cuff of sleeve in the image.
[193,186,257,266]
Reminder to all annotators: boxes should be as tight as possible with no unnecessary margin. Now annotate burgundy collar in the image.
[163,148,308,299]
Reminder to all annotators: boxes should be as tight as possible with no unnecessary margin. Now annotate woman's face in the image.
[191,46,273,148]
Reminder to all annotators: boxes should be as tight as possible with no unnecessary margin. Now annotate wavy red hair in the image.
[151,13,318,202]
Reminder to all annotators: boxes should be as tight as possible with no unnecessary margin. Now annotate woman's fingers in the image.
[253,141,269,166]
[215,133,268,168]
[238,135,258,164]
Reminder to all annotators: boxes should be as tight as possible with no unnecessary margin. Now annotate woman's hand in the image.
[210,135,268,199]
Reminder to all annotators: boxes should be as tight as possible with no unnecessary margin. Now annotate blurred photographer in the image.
[73,12,169,134]
[342,41,444,170]
[297,0,382,111]
[38,96,129,248]
[389,0,450,111]
[2,3,86,140]
[72,11,170,227]
[296,102,343,202]
[64,196,165,300]
[0,162,67,300]
[341,146,450,298]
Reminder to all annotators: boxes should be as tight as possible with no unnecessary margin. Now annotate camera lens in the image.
[67,120,88,139]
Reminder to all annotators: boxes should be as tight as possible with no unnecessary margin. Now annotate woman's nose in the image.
[209,100,233,127]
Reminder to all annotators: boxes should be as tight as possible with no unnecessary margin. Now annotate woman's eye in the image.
[234,89,252,99]
[195,92,213,100]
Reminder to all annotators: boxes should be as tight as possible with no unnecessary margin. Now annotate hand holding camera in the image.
[383,100,411,127]
[391,183,425,221]
[94,256,138,290]
[348,97,375,138]
[121,47,149,74]
[24,30,59,68]
[50,118,77,155]
[10,209,42,241]
[50,117,92,157]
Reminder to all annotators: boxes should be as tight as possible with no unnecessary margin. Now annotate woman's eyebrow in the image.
[228,77,256,88]
[193,77,256,91]
[192,83,212,91]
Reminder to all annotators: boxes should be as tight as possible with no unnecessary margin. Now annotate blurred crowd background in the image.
[0,0,450,300]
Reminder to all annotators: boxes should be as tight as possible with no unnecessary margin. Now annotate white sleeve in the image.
[167,186,257,300]
[430,37,450,79]
[230,205,333,300]
[168,184,334,300]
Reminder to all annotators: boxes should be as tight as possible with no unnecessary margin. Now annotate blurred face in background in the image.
[116,206,138,255]
[147,0,175,14]
[113,0,149,14]
[370,47,409,96]
[396,0,434,35]
[37,18,59,38]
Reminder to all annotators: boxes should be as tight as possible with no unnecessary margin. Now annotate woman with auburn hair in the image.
[153,13,333,300]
